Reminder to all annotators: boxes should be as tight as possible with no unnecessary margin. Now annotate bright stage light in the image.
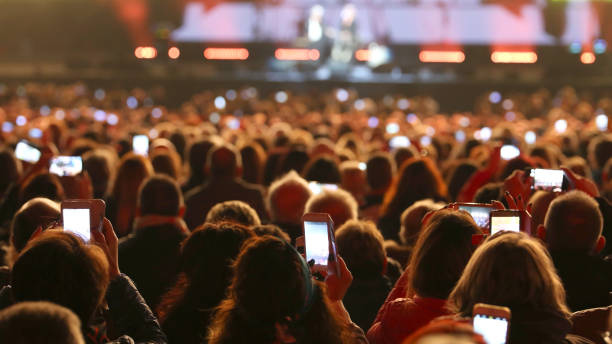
[203,48,249,60]
[135,46,157,59]
[491,51,537,64]
[275,48,320,61]
[168,47,180,59]
[580,52,595,64]
[419,50,465,63]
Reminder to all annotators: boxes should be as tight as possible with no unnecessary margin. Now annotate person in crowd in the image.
[402,319,486,344]
[336,220,392,331]
[207,235,367,344]
[536,190,612,311]
[368,210,480,344]
[361,153,395,222]
[106,153,154,237]
[240,142,266,185]
[0,148,21,200]
[157,222,254,344]
[445,161,478,202]
[303,155,342,184]
[19,172,65,205]
[0,301,85,344]
[529,190,558,228]
[82,150,114,200]
[304,188,358,229]
[267,171,312,242]
[205,200,261,227]
[391,147,418,172]
[340,161,367,207]
[251,224,292,242]
[378,157,448,242]
[184,144,267,230]
[447,231,587,343]
[182,138,219,194]
[150,150,182,182]
[1,221,166,343]
[587,134,612,184]
[118,175,189,311]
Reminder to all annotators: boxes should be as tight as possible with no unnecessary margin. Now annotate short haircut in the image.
[0,301,84,344]
[138,174,183,216]
[588,134,612,169]
[251,224,291,243]
[399,199,445,246]
[267,171,312,224]
[19,173,65,204]
[473,182,503,204]
[336,220,386,278]
[408,210,480,299]
[302,155,341,184]
[206,200,261,227]
[10,197,60,254]
[304,188,358,229]
[11,231,109,323]
[151,150,182,180]
[207,144,242,177]
[544,190,603,252]
[366,153,394,190]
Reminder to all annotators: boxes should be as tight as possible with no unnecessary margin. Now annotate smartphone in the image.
[302,212,340,276]
[490,210,521,235]
[61,199,105,242]
[132,134,149,156]
[389,136,411,149]
[308,182,338,195]
[15,140,41,163]
[473,303,511,344]
[529,168,567,192]
[457,203,493,232]
[49,156,83,177]
[500,145,520,161]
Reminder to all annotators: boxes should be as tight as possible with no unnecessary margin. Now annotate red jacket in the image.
[367,296,450,344]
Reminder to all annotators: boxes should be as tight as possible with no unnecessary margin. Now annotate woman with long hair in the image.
[447,232,578,343]
[368,210,480,344]
[378,157,448,242]
[106,153,153,237]
[207,235,368,344]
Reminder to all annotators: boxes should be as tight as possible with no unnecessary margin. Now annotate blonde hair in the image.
[447,232,570,318]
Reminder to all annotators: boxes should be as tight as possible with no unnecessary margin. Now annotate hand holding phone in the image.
[61,199,105,242]
[530,168,567,192]
[303,212,340,278]
[473,303,511,344]
[456,202,493,233]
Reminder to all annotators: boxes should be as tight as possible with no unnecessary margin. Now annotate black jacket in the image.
[343,275,392,331]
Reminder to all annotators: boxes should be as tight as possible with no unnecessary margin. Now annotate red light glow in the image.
[134,46,157,59]
[168,47,180,59]
[203,48,249,60]
[418,50,465,63]
[355,49,370,61]
[274,48,320,61]
[491,51,537,64]
[580,52,595,64]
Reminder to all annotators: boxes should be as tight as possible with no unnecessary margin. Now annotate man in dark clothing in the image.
[119,175,189,310]
[184,144,267,230]
[538,190,612,311]
[335,220,392,331]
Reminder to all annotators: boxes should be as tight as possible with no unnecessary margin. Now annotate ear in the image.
[178,205,186,217]
[595,236,606,254]
[381,256,388,276]
[536,224,546,242]
[275,320,296,344]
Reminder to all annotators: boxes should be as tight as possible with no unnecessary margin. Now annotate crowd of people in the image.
[0,82,611,344]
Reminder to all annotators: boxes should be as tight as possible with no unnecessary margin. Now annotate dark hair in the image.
[207,145,241,177]
[240,143,266,185]
[446,161,478,202]
[407,210,479,299]
[206,200,261,227]
[251,224,291,242]
[11,231,109,323]
[169,131,187,160]
[151,151,181,180]
[302,155,341,184]
[336,220,386,279]
[187,139,216,183]
[0,148,21,197]
[19,173,65,204]
[366,153,394,190]
[138,174,183,216]
[83,150,111,199]
[279,148,310,176]
[10,198,60,254]
[208,236,346,344]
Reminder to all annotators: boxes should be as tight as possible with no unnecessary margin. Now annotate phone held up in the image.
[302,212,340,279]
[473,303,511,344]
[61,199,105,242]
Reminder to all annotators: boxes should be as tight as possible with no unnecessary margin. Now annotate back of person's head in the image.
[187,138,217,180]
[499,156,534,181]
[111,152,153,201]
[19,172,65,204]
[268,171,312,224]
[82,149,112,199]
[399,199,444,246]
[336,220,386,279]
[543,190,604,253]
[529,191,557,228]
[206,200,261,227]
[339,161,367,199]
[251,224,291,242]
[408,209,480,299]
[169,130,187,160]
[448,232,569,317]
[565,156,592,179]
[304,188,358,229]
[366,152,395,191]
[446,161,478,202]
[240,143,266,185]
[10,197,60,256]
[207,144,242,178]
[302,155,341,184]
[208,235,345,344]
[150,150,182,180]
[138,174,183,217]
[392,146,419,170]
[0,148,21,196]
[473,182,503,204]
[279,147,310,176]
[11,231,109,323]
[0,301,84,344]
[588,134,612,170]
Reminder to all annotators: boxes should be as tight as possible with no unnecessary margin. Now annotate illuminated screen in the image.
[133,135,149,156]
[305,221,329,266]
[531,169,564,191]
[174,1,601,45]
[15,142,41,163]
[50,156,83,177]
[63,208,91,242]
[459,206,491,230]
[473,314,509,344]
[491,215,520,235]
